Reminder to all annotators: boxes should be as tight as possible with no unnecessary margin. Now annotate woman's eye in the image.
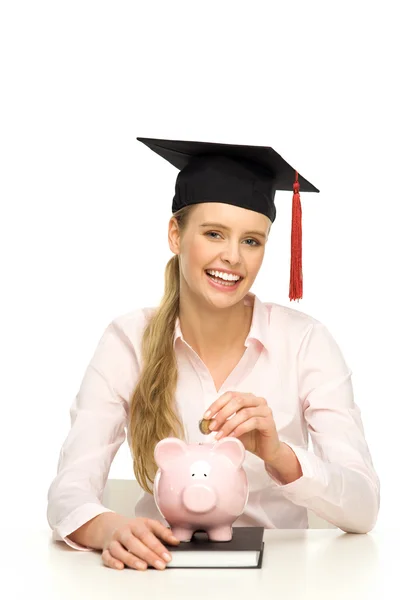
[206,232,260,246]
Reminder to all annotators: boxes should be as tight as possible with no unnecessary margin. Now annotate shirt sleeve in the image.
[47,319,140,550]
[267,322,380,534]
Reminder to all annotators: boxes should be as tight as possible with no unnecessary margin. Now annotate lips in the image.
[204,270,243,291]
[205,269,243,279]
[204,270,243,282]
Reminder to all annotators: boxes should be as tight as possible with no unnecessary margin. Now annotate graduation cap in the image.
[137,137,320,301]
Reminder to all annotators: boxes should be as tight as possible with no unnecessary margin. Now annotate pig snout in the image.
[182,484,217,513]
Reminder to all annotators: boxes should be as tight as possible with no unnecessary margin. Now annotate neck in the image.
[178,287,253,360]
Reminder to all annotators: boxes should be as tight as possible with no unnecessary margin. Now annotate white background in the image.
[1,1,399,531]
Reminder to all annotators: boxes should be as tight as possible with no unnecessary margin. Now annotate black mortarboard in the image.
[137,137,320,301]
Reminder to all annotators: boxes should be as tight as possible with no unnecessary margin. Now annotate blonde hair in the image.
[129,205,194,494]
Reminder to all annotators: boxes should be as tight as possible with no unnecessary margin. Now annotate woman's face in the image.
[168,202,271,308]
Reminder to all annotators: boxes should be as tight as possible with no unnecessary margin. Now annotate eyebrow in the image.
[199,222,267,239]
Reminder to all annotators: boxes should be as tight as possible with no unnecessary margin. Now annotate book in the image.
[163,526,264,568]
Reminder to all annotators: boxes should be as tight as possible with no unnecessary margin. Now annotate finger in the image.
[121,536,169,569]
[230,416,271,439]
[210,395,260,432]
[102,548,125,569]
[124,526,172,568]
[203,391,237,419]
[108,540,148,570]
[102,548,127,570]
[147,519,180,546]
[214,406,261,438]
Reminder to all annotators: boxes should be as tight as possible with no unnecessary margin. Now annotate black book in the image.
[163,526,264,568]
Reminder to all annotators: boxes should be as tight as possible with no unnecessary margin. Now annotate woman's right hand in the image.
[101,515,180,571]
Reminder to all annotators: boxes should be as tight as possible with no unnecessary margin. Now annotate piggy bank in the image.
[153,436,249,542]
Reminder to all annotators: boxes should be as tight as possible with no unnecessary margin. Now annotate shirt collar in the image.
[173,291,268,350]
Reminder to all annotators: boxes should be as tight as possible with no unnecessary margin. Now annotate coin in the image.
[199,418,212,435]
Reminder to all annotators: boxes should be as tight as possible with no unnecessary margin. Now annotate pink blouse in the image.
[47,292,380,550]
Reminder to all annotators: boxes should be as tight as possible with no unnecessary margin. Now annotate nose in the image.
[220,242,242,267]
[182,485,217,513]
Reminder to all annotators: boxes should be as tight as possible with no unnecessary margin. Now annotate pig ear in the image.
[212,437,246,467]
[154,437,188,470]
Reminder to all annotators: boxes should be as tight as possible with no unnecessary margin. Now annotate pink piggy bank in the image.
[153,437,249,542]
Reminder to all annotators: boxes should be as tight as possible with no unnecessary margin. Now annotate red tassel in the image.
[289,171,303,301]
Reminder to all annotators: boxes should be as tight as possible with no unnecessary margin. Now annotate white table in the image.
[0,528,396,600]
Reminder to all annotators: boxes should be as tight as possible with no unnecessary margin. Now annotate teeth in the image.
[206,270,241,281]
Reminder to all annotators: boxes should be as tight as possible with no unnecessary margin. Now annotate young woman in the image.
[47,138,380,571]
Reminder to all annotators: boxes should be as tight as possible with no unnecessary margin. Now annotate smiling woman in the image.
[201,221,268,288]
[47,136,380,572]
[167,201,269,303]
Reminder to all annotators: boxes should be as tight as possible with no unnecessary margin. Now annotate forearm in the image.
[69,512,128,550]
[302,456,379,533]
[264,442,379,533]
[264,442,303,484]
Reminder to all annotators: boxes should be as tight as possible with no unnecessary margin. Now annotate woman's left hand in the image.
[203,391,282,465]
